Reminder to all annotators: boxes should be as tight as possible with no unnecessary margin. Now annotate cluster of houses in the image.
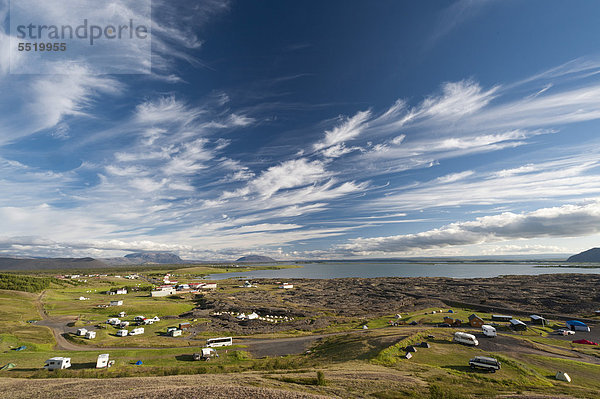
[212,310,294,323]
[102,315,161,337]
[151,282,217,297]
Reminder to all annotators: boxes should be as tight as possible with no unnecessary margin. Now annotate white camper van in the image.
[453,332,479,346]
[96,354,110,368]
[482,325,497,337]
[44,357,71,370]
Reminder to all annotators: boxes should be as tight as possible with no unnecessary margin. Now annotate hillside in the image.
[567,247,600,262]
[123,252,184,264]
[236,255,276,262]
[0,257,108,271]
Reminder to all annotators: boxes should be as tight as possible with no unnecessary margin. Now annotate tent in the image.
[13,346,26,351]
[406,345,417,352]
[419,342,431,348]
[135,360,143,365]
[555,371,571,382]
[403,352,412,359]
[566,320,590,332]
[448,310,454,313]
[0,363,16,370]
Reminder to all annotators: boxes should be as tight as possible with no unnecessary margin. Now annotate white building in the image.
[44,357,71,370]
[151,288,176,297]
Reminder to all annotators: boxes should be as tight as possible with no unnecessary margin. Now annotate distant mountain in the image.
[567,248,600,262]
[0,257,108,271]
[236,255,276,262]
[122,252,184,264]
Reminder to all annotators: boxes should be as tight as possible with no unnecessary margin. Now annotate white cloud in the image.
[341,201,600,254]
[314,110,371,151]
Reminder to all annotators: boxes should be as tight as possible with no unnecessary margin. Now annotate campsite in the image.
[0,268,599,398]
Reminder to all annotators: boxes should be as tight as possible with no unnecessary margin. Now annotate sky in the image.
[2,0,600,260]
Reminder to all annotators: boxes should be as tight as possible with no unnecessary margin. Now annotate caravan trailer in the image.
[453,332,479,346]
[482,325,497,337]
[44,357,71,370]
[206,337,233,347]
[96,354,110,368]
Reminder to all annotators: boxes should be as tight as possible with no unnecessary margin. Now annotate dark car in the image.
[469,356,501,372]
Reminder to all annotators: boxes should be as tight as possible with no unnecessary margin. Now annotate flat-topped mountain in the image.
[236,255,276,262]
[567,247,600,262]
[123,252,184,264]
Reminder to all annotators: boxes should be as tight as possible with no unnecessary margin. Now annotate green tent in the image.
[0,363,16,370]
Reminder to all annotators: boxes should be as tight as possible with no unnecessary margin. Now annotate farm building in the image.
[468,314,484,328]
[151,288,176,297]
[509,319,527,331]
[530,315,546,325]
[566,320,590,332]
[492,315,513,322]
[179,322,192,330]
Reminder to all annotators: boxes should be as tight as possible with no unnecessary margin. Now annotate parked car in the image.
[469,356,501,372]
[557,329,575,335]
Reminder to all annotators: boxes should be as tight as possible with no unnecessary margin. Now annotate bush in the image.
[316,370,326,386]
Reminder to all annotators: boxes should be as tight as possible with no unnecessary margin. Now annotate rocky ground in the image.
[183,274,600,335]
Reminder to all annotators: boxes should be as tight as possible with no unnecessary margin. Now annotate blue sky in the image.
[2,0,600,260]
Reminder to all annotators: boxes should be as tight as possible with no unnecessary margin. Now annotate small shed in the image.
[530,315,546,325]
[468,314,484,328]
[443,316,454,324]
[509,319,527,331]
[179,322,192,331]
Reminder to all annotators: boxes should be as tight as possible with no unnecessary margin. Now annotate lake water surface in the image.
[205,262,600,280]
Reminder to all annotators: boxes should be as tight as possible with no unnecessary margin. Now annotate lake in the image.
[205,262,600,280]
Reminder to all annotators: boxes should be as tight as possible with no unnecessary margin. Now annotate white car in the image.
[557,329,575,335]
